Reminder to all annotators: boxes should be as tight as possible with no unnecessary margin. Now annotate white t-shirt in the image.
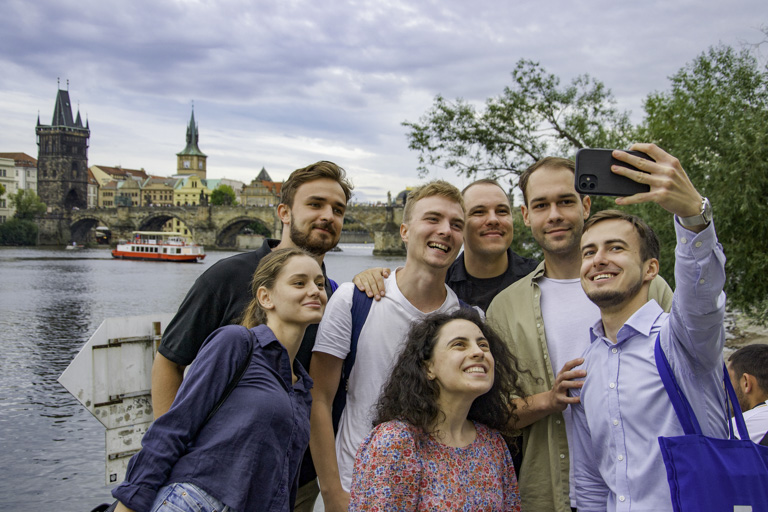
[733,401,768,443]
[313,270,462,491]
[537,276,601,507]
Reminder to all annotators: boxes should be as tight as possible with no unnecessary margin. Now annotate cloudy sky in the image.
[1,0,765,202]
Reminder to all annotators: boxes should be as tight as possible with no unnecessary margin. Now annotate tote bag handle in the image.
[654,334,749,440]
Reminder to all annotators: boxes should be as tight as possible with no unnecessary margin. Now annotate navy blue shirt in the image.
[445,247,538,312]
[113,324,313,512]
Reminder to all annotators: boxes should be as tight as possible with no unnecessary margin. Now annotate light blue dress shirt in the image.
[571,220,727,512]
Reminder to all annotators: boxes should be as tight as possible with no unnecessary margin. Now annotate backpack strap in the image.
[331,287,373,432]
[328,278,339,294]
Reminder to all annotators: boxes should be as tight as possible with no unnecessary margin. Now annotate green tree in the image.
[210,185,237,206]
[638,45,768,321]
[403,59,635,180]
[0,219,38,245]
[0,183,6,197]
[9,189,46,220]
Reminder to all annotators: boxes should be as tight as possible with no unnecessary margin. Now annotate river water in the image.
[0,244,403,510]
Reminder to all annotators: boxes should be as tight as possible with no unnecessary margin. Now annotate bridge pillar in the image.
[37,213,71,245]
[373,206,405,256]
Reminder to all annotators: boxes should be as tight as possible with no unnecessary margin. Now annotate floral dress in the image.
[349,420,521,511]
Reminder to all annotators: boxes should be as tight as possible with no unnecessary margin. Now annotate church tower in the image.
[36,83,90,214]
[176,107,207,179]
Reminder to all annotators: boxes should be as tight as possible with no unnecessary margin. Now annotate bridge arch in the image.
[216,216,272,248]
[70,215,111,244]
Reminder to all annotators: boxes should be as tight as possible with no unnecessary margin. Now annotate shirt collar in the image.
[529,260,547,282]
[589,299,665,345]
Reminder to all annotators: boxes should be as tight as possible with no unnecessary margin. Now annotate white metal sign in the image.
[58,313,174,485]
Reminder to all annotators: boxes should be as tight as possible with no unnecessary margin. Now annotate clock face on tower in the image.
[199,162,203,169]
[183,160,190,169]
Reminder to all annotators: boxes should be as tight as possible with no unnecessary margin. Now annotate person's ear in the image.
[257,286,274,311]
[277,203,291,226]
[643,258,659,283]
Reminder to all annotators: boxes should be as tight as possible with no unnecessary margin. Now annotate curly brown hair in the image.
[372,308,528,438]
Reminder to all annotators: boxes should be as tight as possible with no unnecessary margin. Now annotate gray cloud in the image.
[1,0,765,201]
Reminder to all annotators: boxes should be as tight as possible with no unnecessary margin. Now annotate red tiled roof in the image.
[0,152,37,166]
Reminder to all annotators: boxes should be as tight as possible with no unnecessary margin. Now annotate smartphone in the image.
[574,148,653,197]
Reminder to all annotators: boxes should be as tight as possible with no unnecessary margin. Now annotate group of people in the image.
[106,144,764,512]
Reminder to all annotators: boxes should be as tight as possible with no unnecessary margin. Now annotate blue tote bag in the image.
[655,336,768,512]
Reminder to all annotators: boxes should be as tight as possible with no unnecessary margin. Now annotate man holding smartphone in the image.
[486,154,673,512]
[569,143,726,511]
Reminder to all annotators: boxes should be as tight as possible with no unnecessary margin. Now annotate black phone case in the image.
[574,149,652,197]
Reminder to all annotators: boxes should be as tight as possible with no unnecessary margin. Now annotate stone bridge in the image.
[66,205,403,249]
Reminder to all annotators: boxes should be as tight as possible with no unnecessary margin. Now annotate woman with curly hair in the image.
[349,307,526,511]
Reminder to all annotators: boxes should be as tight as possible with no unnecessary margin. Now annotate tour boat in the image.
[111,231,205,262]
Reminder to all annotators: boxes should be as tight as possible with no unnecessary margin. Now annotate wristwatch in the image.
[678,197,712,228]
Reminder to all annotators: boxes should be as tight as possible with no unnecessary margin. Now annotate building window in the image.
[183,160,190,169]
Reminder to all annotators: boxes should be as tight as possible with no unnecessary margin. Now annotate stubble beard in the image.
[585,275,644,310]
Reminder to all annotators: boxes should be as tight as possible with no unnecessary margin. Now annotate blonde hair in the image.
[240,247,313,328]
[402,180,464,224]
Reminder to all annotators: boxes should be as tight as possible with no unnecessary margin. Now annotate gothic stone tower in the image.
[35,86,90,244]
[36,87,90,214]
[176,108,207,179]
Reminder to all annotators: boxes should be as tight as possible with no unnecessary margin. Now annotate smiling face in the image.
[258,254,327,328]
[580,219,657,311]
[521,165,590,258]
[280,178,347,256]
[401,194,464,271]
[426,319,495,405]
[462,182,514,259]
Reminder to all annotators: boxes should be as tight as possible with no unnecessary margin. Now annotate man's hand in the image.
[352,267,390,301]
[547,358,586,412]
[612,143,706,231]
[509,358,586,429]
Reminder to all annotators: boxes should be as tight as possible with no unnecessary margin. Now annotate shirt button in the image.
[560,453,566,459]
[609,382,616,389]
[543,354,548,359]
[618,455,624,461]
[556,419,562,425]
[613,419,619,426]
[611,348,618,354]
[695,241,702,248]
[699,279,706,284]
[619,496,626,502]
[680,237,687,244]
